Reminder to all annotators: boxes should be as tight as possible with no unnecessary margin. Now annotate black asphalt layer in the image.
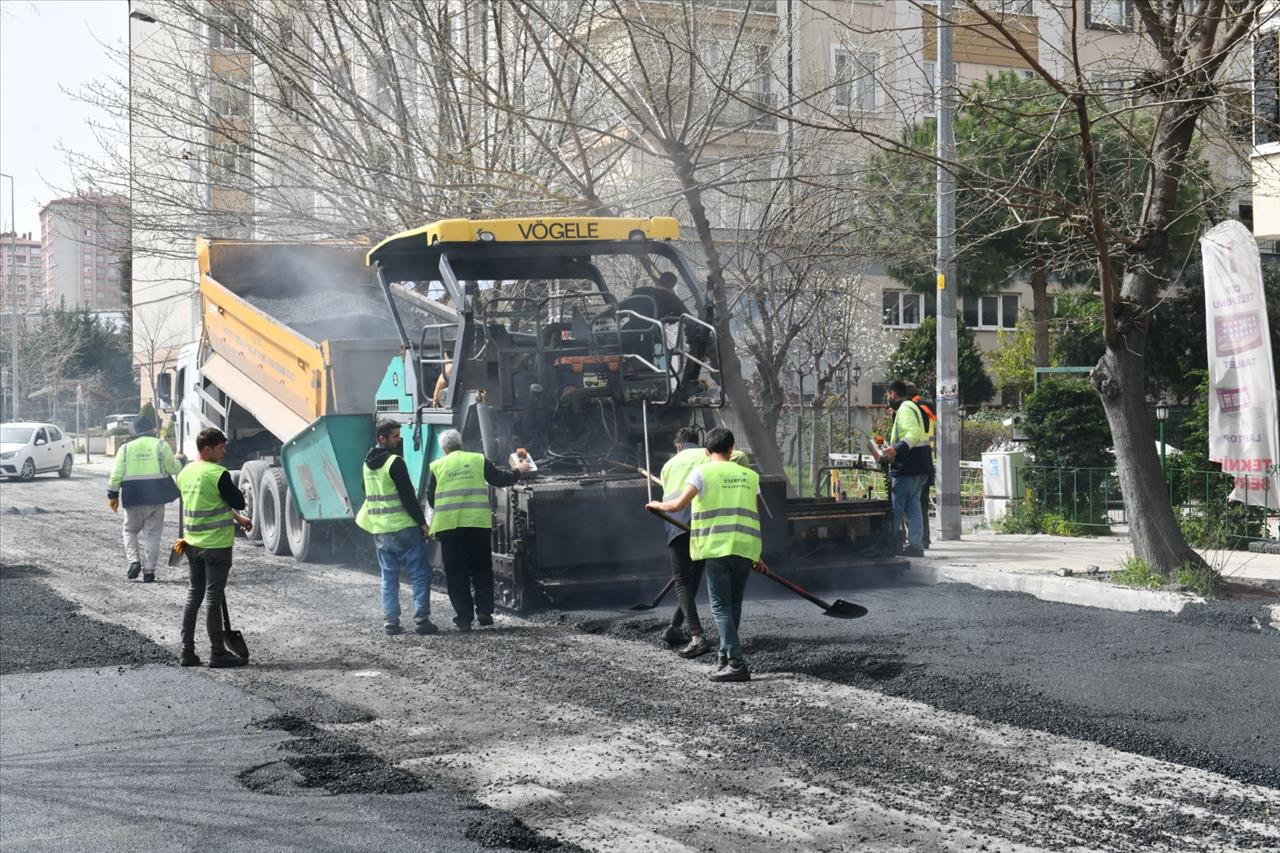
[568,580,1280,789]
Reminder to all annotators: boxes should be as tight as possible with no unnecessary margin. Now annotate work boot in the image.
[415,619,439,635]
[127,561,142,580]
[678,635,713,659]
[143,573,155,583]
[208,650,247,668]
[716,652,728,670]
[903,546,925,558]
[709,661,750,683]
[179,648,202,667]
[476,613,494,627]
[385,623,403,636]
[661,625,686,646]
[453,617,472,633]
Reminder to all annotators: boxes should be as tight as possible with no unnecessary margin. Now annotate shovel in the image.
[629,576,674,611]
[642,507,867,620]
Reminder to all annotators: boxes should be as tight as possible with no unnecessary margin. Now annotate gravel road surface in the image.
[1,470,1277,852]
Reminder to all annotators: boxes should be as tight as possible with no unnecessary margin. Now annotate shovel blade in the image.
[629,602,657,611]
[824,599,869,619]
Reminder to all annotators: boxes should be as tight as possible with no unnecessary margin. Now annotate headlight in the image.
[0,451,15,460]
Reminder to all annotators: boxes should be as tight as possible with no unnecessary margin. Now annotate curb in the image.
[905,562,1203,614]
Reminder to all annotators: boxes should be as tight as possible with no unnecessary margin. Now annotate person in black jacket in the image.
[905,382,937,548]
[880,380,933,556]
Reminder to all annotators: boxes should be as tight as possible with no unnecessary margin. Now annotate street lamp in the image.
[845,361,862,452]
[1155,398,1170,475]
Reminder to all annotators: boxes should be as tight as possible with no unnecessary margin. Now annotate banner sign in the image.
[1200,220,1280,507]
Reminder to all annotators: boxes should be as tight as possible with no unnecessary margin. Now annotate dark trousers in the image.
[920,480,932,547]
[438,527,493,625]
[666,534,705,636]
[181,545,232,654]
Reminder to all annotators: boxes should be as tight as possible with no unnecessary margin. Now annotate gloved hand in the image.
[108,497,119,513]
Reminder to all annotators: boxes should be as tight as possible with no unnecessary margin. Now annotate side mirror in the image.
[34,438,47,446]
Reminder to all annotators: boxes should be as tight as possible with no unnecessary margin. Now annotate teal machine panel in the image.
[373,355,451,493]
[281,414,375,521]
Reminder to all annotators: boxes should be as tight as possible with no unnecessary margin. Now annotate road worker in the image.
[658,427,712,659]
[176,428,253,668]
[905,382,937,549]
[107,414,182,583]
[880,380,931,557]
[425,429,530,631]
[356,419,437,636]
[648,426,761,683]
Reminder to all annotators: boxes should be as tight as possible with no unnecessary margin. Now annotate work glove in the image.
[108,497,119,513]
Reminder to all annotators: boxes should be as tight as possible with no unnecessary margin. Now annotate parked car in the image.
[1,422,75,480]
[105,413,141,433]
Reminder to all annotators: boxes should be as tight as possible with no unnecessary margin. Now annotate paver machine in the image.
[280,216,898,611]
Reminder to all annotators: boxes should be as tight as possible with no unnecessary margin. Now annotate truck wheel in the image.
[258,468,292,556]
[237,461,270,543]
[284,484,321,563]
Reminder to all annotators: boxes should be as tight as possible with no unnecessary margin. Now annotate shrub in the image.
[996,499,1043,534]
[1112,554,1163,589]
[962,421,1012,460]
[1176,562,1225,598]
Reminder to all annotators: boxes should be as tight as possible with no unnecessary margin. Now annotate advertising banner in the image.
[1199,220,1279,507]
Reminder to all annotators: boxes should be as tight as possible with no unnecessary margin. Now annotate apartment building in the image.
[0,233,44,315]
[39,195,128,311]
[1251,4,1280,241]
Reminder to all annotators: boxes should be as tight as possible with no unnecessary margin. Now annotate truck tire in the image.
[284,484,321,563]
[237,461,270,543]
[258,468,292,556]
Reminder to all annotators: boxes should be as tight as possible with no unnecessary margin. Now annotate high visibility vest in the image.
[912,396,937,448]
[689,460,762,562]
[729,449,751,468]
[176,460,235,549]
[355,455,417,534]
[429,451,491,535]
[660,447,706,501]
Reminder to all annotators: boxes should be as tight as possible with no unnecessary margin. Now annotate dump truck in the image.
[177,217,900,610]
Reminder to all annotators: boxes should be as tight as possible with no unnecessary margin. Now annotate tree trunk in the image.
[809,395,825,496]
[669,147,785,477]
[1092,342,1206,574]
[1030,264,1050,368]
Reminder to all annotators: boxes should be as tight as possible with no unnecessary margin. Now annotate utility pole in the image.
[1,173,17,421]
[934,2,961,540]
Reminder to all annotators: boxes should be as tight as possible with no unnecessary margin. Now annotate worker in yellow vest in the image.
[356,419,436,636]
[657,427,712,659]
[107,414,181,583]
[905,382,937,549]
[425,429,530,631]
[647,427,761,683]
[176,428,252,668]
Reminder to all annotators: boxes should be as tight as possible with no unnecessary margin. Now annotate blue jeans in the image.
[892,473,927,551]
[375,527,432,626]
[705,556,752,664]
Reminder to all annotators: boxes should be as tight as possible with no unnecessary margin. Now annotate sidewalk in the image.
[906,531,1280,625]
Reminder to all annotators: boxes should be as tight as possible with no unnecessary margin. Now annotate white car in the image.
[1,422,75,480]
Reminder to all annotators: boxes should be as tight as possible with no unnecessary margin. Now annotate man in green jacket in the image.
[176,428,253,668]
[880,379,931,557]
[107,415,181,583]
[648,427,761,683]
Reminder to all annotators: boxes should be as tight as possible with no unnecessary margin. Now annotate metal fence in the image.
[1011,464,1279,548]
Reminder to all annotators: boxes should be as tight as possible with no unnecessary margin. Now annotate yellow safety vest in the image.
[355,455,417,534]
[176,460,235,549]
[660,447,706,501]
[689,460,762,562]
[429,451,491,535]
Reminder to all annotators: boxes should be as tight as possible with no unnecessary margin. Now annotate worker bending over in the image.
[426,429,530,631]
[107,414,182,583]
[176,428,253,668]
[648,427,761,683]
[356,419,437,636]
[658,427,712,659]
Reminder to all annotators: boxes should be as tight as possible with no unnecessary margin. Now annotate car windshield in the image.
[1,427,34,444]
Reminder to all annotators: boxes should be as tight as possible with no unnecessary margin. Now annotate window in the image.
[1092,75,1129,105]
[210,139,253,186]
[208,12,243,50]
[870,382,889,405]
[1086,0,1132,31]
[211,80,250,117]
[883,290,936,327]
[963,293,1019,329]
[278,16,295,50]
[922,60,936,114]
[1254,29,1280,147]
[47,427,62,442]
[834,49,881,111]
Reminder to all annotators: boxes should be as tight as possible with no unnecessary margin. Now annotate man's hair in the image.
[133,415,155,434]
[675,426,700,446]
[903,382,920,397]
[196,427,227,452]
[375,419,401,441]
[888,379,910,397]
[439,429,464,452]
[657,271,678,289]
[705,426,735,455]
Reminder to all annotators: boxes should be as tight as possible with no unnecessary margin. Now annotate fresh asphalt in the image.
[1,468,1277,851]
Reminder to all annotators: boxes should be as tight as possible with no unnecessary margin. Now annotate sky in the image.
[0,0,127,237]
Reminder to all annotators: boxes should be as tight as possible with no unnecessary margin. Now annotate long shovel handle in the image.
[752,560,834,612]
[646,506,690,531]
